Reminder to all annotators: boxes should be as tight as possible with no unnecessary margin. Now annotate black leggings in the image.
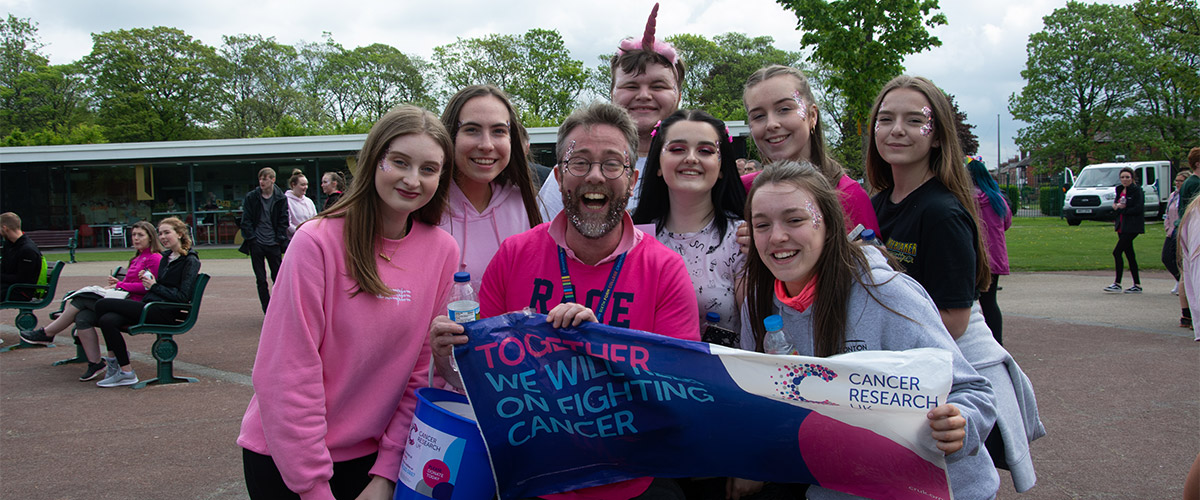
[1113,232,1140,285]
[94,298,184,366]
[242,448,375,499]
[979,275,1003,345]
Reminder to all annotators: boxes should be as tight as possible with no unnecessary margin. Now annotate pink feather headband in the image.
[617,3,679,65]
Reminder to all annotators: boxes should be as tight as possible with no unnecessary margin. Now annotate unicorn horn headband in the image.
[617,3,679,65]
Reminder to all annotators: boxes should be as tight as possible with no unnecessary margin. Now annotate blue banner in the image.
[456,312,953,500]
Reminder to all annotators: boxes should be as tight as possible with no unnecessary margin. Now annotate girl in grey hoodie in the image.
[735,161,999,500]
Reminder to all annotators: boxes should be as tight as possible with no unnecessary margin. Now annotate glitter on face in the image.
[562,140,576,164]
[377,153,391,172]
[792,91,807,121]
[806,200,823,230]
[920,106,934,137]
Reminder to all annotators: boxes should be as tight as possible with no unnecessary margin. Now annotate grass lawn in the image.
[45,216,1170,273]
[46,247,247,263]
[1008,216,1168,272]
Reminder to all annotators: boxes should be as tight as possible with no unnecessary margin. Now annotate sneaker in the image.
[1124,285,1143,294]
[1171,283,1179,295]
[18,328,54,345]
[104,357,119,380]
[1181,317,1193,328]
[1103,284,1122,293]
[79,361,108,382]
[96,369,138,388]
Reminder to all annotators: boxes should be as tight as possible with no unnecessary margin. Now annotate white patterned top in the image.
[656,216,745,346]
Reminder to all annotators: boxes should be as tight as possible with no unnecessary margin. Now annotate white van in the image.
[1062,161,1171,226]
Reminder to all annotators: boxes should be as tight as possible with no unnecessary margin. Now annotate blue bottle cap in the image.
[764,314,783,332]
[705,312,720,322]
[861,229,875,241]
[453,271,471,283]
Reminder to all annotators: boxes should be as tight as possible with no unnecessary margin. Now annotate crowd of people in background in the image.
[14,4,1200,499]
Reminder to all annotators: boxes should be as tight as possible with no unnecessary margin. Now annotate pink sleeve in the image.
[249,231,337,499]
[653,253,701,341]
[117,253,161,295]
[370,253,454,481]
[838,175,880,234]
[1003,201,1013,231]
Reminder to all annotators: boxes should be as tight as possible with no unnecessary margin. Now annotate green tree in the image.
[84,26,223,142]
[777,0,946,167]
[433,29,588,124]
[668,33,802,121]
[299,35,433,126]
[1127,0,1200,166]
[218,34,314,138]
[947,94,978,156]
[1009,2,1140,172]
[0,16,96,141]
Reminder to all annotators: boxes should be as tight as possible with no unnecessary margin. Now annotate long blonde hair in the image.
[316,105,453,297]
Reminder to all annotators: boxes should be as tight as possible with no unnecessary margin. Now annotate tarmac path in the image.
[1,259,1196,499]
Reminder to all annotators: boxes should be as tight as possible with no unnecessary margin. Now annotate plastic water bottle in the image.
[859,228,878,245]
[447,272,479,323]
[763,314,795,355]
[702,312,738,347]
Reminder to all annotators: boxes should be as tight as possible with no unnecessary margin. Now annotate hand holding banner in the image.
[455,312,954,500]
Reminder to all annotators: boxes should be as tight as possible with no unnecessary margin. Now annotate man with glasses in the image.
[430,102,698,500]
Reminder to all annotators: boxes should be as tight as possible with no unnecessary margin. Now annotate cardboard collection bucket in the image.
[395,388,495,500]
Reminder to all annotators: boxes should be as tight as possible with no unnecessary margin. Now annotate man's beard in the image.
[563,185,629,239]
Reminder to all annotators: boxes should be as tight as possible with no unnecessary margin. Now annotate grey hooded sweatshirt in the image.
[739,245,1000,500]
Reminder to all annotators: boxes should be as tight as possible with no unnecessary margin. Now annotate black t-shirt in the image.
[872,178,979,310]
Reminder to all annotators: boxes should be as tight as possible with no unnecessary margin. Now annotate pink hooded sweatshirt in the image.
[437,181,534,282]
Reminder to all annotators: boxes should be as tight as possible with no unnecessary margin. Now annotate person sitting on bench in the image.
[92,217,200,388]
[1,212,43,302]
[20,221,164,381]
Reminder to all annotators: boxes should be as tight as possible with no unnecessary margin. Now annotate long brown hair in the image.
[130,220,163,257]
[743,65,844,186]
[863,75,991,292]
[318,105,453,297]
[743,161,904,357]
[440,85,542,228]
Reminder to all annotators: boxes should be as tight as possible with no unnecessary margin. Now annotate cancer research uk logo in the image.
[378,288,413,304]
[772,363,838,406]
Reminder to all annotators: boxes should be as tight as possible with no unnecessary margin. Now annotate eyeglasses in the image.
[563,157,631,179]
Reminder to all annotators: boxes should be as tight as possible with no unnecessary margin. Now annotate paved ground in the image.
[1,258,1197,499]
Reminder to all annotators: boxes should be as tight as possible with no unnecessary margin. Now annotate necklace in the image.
[378,219,413,262]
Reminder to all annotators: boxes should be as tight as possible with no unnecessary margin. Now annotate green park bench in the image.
[126,273,210,389]
[0,260,66,352]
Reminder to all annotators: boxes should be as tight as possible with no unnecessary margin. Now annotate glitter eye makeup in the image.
[920,106,934,137]
[792,91,808,120]
[806,200,823,230]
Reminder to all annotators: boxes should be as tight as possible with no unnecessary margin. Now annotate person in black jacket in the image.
[1105,167,1145,294]
[239,167,289,313]
[0,212,43,302]
[93,217,201,387]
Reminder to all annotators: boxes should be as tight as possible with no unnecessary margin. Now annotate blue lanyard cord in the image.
[557,247,627,320]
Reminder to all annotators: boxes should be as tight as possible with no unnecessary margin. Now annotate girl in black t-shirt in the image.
[863,75,991,339]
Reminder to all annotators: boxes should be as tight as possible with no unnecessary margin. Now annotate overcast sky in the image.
[3,0,1134,166]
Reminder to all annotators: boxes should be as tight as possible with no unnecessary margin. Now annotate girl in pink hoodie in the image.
[437,85,543,285]
[238,105,460,500]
